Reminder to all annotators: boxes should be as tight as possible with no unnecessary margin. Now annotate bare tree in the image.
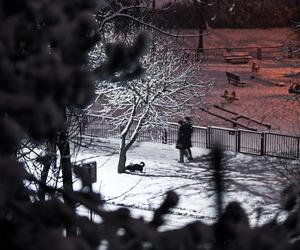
[18,108,88,201]
[91,40,213,173]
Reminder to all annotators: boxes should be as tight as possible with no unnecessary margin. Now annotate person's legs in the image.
[187,148,193,160]
[179,149,184,163]
[183,149,190,161]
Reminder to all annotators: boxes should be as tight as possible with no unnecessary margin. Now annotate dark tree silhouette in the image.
[0,0,148,242]
[2,1,300,250]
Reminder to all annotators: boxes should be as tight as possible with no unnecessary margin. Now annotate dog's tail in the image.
[140,161,145,167]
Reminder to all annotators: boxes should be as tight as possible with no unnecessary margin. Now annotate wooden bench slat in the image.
[223,52,252,64]
[224,56,252,60]
[226,72,247,87]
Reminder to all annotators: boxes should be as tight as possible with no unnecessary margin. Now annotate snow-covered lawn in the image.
[165,28,300,135]
[74,138,290,230]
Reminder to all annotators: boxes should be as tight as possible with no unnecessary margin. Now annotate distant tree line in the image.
[151,0,300,29]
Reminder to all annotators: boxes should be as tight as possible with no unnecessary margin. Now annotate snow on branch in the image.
[92,41,213,132]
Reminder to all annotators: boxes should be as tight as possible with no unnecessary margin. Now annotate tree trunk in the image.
[196,0,206,52]
[38,141,55,201]
[197,27,204,52]
[117,121,141,173]
[38,159,51,201]
[57,130,76,236]
[117,148,127,173]
[152,0,156,10]
[117,106,147,173]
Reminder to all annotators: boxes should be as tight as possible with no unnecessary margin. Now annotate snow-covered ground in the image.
[74,27,300,230]
[181,28,300,135]
[74,137,292,230]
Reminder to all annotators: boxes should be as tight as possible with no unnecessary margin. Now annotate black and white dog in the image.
[126,162,145,172]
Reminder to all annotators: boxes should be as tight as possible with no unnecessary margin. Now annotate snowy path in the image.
[74,138,291,229]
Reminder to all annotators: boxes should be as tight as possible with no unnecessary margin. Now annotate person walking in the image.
[184,116,193,160]
[176,120,189,163]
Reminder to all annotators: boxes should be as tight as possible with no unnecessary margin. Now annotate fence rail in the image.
[83,114,300,160]
[171,45,290,63]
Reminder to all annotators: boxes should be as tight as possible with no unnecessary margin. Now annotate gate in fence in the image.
[83,114,300,160]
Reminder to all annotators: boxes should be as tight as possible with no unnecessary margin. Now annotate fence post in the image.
[257,47,262,60]
[207,126,211,149]
[237,130,241,153]
[162,129,168,144]
[297,137,300,158]
[260,132,265,156]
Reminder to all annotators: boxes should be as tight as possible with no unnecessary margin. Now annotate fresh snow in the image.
[74,137,288,230]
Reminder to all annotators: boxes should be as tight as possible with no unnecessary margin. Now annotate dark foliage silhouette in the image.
[1,0,300,249]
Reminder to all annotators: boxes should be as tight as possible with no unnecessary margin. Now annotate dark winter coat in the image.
[176,123,192,149]
[185,121,193,148]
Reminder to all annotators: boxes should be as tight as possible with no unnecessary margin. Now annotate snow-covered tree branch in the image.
[91,40,213,173]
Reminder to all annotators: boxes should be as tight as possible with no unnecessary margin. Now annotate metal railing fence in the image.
[83,114,300,160]
[172,45,290,63]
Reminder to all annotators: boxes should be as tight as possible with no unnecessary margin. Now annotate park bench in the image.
[226,72,246,87]
[223,52,252,64]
